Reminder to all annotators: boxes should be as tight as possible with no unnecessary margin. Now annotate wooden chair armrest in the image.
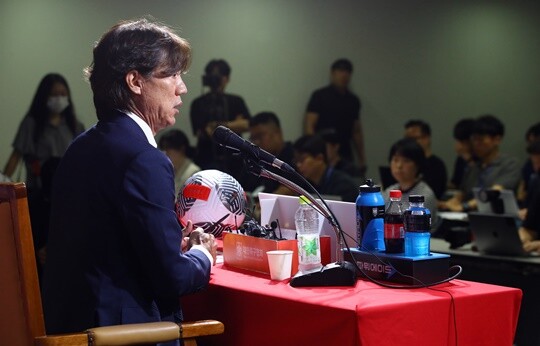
[87,321,179,345]
[179,320,224,339]
[34,320,224,346]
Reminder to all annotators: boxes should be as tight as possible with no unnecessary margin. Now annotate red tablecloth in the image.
[182,264,522,346]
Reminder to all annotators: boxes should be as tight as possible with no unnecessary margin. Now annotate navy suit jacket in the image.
[42,111,211,334]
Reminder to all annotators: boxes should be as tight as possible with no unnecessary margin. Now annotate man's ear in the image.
[125,70,144,95]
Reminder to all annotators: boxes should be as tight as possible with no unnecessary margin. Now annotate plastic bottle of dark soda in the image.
[384,190,404,253]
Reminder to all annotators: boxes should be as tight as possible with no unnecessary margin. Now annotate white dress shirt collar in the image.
[123,110,157,148]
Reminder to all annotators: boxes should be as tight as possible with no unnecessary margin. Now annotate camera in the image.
[202,74,222,89]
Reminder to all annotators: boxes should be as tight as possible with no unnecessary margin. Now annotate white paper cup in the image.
[266,250,293,281]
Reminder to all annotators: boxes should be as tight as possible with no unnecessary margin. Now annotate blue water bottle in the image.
[356,179,385,251]
[403,195,431,256]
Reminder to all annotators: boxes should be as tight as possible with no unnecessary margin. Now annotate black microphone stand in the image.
[244,159,356,287]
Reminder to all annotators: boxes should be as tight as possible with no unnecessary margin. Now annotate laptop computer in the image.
[468,212,527,256]
[472,188,520,217]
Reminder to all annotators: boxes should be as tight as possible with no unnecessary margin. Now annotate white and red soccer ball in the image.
[176,170,247,237]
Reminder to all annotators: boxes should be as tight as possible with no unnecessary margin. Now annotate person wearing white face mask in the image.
[3,73,85,280]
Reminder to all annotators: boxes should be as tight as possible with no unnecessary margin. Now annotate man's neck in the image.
[328,155,340,167]
[311,165,328,186]
[481,150,500,167]
[172,156,186,173]
[399,178,419,192]
[331,84,348,94]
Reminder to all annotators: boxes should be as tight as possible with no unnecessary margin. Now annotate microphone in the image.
[212,125,296,174]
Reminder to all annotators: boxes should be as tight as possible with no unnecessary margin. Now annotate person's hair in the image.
[249,111,281,128]
[84,18,191,120]
[388,138,426,177]
[158,129,194,158]
[525,122,540,140]
[204,59,231,77]
[331,58,353,73]
[453,118,475,141]
[294,134,327,161]
[526,139,540,155]
[404,119,431,137]
[472,114,505,137]
[27,73,78,143]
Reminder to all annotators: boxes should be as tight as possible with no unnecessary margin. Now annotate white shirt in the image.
[123,111,213,264]
[124,111,158,148]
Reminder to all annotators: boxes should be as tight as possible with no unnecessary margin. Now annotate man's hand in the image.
[181,221,217,265]
[181,220,195,252]
[523,240,540,253]
[189,230,218,265]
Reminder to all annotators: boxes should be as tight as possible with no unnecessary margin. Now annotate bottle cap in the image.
[359,178,381,193]
[389,190,402,199]
[299,195,310,204]
[409,195,424,203]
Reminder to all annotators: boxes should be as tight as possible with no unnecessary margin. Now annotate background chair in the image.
[0,182,223,346]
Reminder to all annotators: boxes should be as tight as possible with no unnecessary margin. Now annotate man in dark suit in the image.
[42,18,217,339]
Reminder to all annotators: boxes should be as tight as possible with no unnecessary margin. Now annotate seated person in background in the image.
[449,118,476,190]
[319,128,364,180]
[238,111,295,195]
[440,114,520,212]
[293,134,358,202]
[519,172,540,253]
[404,119,447,199]
[517,122,540,206]
[158,129,201,196]
[518,140,540,220]
[382,138,438,223]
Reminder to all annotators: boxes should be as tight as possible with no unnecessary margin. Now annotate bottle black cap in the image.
[359,178,381,193]
[408,195,424,203]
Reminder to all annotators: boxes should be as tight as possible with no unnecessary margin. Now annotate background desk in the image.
[183,263,521,346]
[431,238,540,346]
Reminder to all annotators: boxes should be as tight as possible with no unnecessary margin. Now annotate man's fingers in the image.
[182,220,193,237]
[188,228,204,245]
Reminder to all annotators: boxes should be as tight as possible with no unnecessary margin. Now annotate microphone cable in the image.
[286,170,463,288]
[239,158,461,345]
[294,178,461,346]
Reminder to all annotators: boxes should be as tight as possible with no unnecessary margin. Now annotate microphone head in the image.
[212,125,240,153]
[212,125,231,143]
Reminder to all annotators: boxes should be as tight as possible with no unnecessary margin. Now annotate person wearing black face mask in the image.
[3,72,85,280]
[189,59,250,180]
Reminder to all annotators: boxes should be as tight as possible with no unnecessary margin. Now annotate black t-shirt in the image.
[237,142,295,193]
[190,92,250,176]
[523,175,540,231]
[450,156,467,188]
[423,155,447,199]
[522,159,534,192]
[314,167,358,203]
[334,158,363,178]
[306,85,361,160]
[190,93,250,135]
